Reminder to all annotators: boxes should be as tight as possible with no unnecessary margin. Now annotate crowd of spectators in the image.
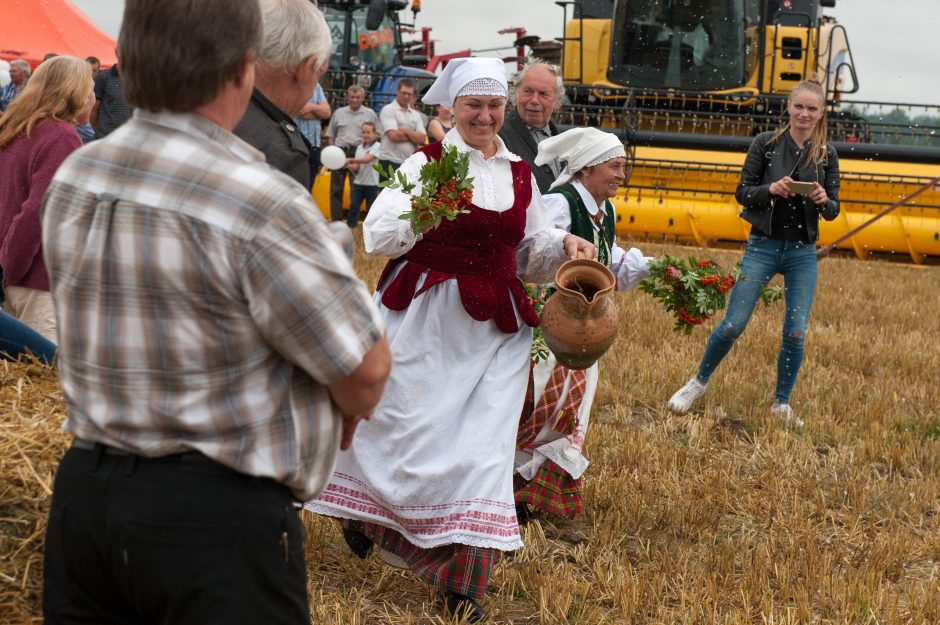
[0,44,563,357]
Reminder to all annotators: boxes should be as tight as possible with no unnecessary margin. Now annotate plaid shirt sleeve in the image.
[244,194,384,384]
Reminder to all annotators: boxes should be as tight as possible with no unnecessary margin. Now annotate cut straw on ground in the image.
[2,236,938,624]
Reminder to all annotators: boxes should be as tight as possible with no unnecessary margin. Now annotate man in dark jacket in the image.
[498,61,563,193]
[91,60,134,138]
[234,0,332,188]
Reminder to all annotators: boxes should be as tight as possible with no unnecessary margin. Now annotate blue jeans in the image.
[696,235,818,404]
[0,310,57,364]
[347,184,379,227]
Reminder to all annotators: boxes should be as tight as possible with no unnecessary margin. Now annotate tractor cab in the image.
[605,0,857,98]
[608,0,759,92]
[318,0,435,111]
[322,0,403,72]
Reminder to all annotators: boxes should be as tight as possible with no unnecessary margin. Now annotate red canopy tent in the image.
[0,0,117,69]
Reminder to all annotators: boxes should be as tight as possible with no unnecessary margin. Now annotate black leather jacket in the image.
[736,131,840,241]
[234,89,312,189]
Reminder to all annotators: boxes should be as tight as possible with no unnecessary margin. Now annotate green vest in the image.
[546,183,616,267]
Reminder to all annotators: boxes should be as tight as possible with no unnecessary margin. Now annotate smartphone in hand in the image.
[785,180,814,195]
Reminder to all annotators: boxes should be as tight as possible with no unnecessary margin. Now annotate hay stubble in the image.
[2,238,938,624]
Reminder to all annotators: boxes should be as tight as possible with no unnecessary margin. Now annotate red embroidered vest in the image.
[376,141,539,334]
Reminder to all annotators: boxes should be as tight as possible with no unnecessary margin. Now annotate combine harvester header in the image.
[552,0,940,263]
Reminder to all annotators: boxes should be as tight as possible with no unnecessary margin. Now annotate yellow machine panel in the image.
[616,147,940,263]
[562,19,612,87]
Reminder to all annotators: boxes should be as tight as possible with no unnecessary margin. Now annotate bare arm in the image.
[345,149,378,166]
[385,127,426,144]
[427,119,445,142]
[299,99,332,121]
[405,128,427,144]
[327,334,392,419]
[384,128,410,142]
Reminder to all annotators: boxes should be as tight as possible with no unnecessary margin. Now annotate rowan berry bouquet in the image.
[640,255,782,334]
[376,144,474,234]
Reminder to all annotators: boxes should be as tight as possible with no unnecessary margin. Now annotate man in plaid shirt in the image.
[40,1,390,623]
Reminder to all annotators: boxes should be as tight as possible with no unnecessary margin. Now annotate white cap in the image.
[422,57,508,107]
[534,127,626,190]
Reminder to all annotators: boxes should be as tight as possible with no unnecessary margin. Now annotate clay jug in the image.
[540,259,619,370]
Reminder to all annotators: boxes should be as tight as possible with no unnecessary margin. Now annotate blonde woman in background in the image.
[0,56,94,341]
[667,80,840,427]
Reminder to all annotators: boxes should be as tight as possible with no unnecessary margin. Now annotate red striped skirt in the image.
[514,459,583,518]
[346,520,499,600]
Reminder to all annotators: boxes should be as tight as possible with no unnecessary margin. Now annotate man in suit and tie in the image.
[498,61,564,193]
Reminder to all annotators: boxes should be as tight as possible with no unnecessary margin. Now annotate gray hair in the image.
[510,61,563,108]
[257,0,332,72]
[10,59,31,78]
[347,85,366,95]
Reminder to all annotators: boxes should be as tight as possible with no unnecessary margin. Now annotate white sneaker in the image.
[667,377,707,414]
[771,403,804,429]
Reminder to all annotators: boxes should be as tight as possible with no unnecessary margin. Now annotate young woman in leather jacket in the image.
[667,80,840,427]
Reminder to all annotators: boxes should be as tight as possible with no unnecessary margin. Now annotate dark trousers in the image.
[347,184,379,227]
[43,444,309,625]
[329,145,358,222]
[307,146,322,192]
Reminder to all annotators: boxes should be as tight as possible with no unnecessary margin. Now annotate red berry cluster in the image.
[414,179,473,224]
[698,274,721,288]
[716,274,736,294]
[641,254,780,335]
[664,265,683,282]
[678,308,708,325]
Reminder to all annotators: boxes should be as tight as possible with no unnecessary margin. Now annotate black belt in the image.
[70,438,236,475]
[71,437,132,455]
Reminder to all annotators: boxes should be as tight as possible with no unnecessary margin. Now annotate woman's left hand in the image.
[809,182,829,206]
[340,412,373,451]
[563,234,596,260]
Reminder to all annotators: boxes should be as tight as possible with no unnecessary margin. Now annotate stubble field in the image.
[2,235,938,624]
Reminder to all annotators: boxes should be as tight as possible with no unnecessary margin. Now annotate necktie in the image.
[529,126,561,178]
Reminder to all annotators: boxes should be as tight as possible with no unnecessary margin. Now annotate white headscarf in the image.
[535,127,626,190]
[422,57,508,107]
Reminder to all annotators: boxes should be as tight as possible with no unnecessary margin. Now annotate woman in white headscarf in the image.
[307,58,595,621]
[513,127,653,522]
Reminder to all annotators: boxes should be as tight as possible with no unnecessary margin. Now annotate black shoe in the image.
[341,526,373,559]
[443,591,487,623]
[515,501,531,526]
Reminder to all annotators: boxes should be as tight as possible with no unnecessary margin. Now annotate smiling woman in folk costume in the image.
[514,127,653,522]
[306,58,595,622]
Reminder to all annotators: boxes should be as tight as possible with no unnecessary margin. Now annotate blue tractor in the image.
[319,0,436,111]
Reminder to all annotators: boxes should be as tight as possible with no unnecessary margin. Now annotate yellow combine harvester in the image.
[554,0,940,262]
